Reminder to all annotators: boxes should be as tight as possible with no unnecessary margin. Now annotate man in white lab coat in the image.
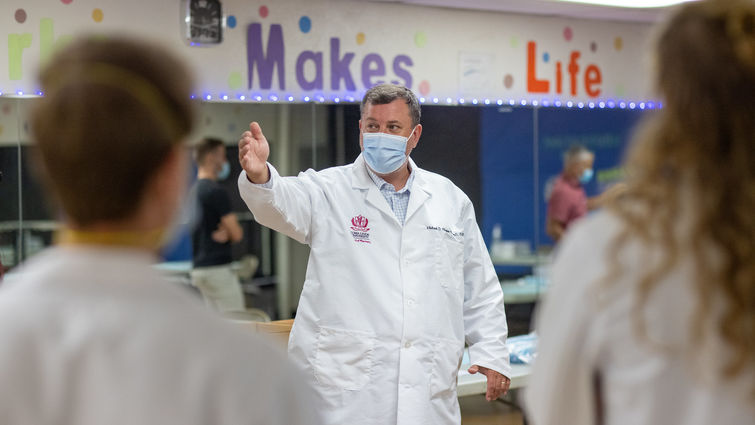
[238,84,510,424]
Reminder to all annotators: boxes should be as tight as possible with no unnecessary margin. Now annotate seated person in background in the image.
[546,144,625,242]
[0,35,318,425]
[191,137,245,312]
[526,1,755,424]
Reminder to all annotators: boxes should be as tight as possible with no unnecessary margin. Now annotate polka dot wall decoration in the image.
[414,32,427,48]
[503,74,514,89]
[259,5,269,18]
[563,26,573,41]
[356,32,366,45]
[61,0,73,4]
[614,37,623,51]
[228,72,242,90]
[15,9,27,23]
[227,16,237,28]
[419,80,430,96]
[92,8,104,23]
[299,16,311,33]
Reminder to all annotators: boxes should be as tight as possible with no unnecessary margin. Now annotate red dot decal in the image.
[259,5,269,18]
[563,27,573,41]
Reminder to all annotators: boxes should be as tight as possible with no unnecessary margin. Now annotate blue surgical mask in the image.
[579,168,594,184]
[218,162,231,180]
[362,127,415,174]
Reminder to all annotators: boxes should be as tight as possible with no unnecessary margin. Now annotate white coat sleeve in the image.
[524,220,602,425]
[461,201,512,378]
[237,165,319,245]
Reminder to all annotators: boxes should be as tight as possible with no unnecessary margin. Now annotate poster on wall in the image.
[0,0,656,104]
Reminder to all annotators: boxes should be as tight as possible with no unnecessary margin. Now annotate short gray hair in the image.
[564,144,593,164]
[360,84,421,127]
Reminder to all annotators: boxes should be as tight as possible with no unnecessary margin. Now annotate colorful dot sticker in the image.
[299,16,312,33]
[259,5,269,18]
[228,72,242,90]
[227,15,237,28]
[510,36,519,48]
[419,80,430,96]
[414,32,427,48]
[543,52,550,63]
[614,37,623,51]
[563,26,573,41]
[356,32,365,45]
[92,8,104,23]
[61,0,73,4]
[15,9,27,24]
[503,74,514,89]
[590,41,597,52]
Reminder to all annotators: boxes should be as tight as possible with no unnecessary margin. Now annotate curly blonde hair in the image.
[604,0,755,384]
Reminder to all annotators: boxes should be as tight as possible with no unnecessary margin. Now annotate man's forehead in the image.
[363,100,411,121]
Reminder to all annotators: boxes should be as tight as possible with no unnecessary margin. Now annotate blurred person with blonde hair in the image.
[0,35,318,425]
[526,1,755,424]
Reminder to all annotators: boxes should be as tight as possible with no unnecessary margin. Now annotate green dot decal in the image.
[414,32,427,48]
[228,71,243,90]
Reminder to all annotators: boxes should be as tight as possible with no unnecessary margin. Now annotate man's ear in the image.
[409,124,422,149]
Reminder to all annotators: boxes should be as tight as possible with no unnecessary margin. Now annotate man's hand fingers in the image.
[250,121,265,141]
[467,365,479,374]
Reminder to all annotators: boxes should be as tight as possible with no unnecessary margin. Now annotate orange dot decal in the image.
[356,32,365,45]
[614,37,623,51]
[92,8,104,22]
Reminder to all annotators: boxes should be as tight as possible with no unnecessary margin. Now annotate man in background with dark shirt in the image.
[191,138,245,312]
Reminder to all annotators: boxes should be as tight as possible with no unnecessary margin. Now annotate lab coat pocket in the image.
[313,326,376,391]
[429,338,465,399]
[434,235,465,290]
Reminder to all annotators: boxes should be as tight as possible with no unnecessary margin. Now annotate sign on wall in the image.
[0,0,656,104]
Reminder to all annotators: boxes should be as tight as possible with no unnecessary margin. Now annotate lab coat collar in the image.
[352,154,432,225]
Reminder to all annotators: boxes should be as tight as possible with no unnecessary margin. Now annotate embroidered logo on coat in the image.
[350,215,371,243]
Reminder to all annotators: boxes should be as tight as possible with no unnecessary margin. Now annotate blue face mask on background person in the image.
[362,127,416,174]
[218,162,231,180]
[579,168,594,184]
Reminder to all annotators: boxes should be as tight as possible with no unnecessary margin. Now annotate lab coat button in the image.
[404,341,411,348]
[407,299,415,307]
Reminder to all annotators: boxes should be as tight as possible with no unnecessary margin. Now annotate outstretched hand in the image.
[238,121,270,183]
[468,364,510,401]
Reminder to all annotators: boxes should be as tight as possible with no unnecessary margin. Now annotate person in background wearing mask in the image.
[191,137,245,312]
[526,0,755,424]
[0,35,318,425]
[546,144,624,242]
[237,83,510,425]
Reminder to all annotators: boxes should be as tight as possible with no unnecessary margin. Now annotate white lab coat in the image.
[0,246,320,425]
[238,154,510,425]
[525,212,755,425]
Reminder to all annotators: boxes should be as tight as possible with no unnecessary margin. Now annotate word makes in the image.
[247,23,414,91]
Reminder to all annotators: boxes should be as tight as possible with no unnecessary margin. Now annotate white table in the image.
[501,276,549,304]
